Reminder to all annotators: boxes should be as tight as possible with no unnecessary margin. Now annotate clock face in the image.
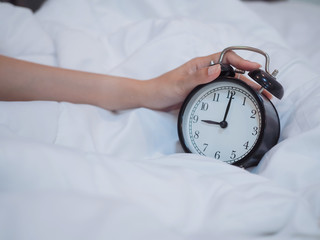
[178,78,264,165]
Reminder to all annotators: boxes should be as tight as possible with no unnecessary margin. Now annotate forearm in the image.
[0,55,146,110]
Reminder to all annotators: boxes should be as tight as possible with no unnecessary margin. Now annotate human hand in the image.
[142,51,265,111]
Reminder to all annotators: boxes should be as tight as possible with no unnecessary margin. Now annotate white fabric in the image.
[0,0,320,239]
[246,0,320,71]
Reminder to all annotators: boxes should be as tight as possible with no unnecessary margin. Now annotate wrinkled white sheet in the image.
[246,0,320,71]
[0,0,320,239]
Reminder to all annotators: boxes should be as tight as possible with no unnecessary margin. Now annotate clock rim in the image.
[177,77,267,167]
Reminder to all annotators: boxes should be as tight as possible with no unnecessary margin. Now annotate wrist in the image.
[137,79,157,109]
[97,76,148,111]
[139,75,177,111]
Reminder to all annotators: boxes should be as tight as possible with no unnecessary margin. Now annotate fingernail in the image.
[250,61,262,68]
[208,64,220,76]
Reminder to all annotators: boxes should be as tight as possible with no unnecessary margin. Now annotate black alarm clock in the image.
[177,46,284,168]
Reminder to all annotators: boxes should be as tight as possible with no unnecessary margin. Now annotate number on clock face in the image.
[182,81,262,164]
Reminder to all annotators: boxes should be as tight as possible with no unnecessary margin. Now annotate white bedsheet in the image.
[0,0,320,239]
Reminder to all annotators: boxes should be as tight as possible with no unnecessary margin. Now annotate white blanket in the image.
[0,0,320,239]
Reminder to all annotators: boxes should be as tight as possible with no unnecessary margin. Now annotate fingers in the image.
[225,51,261,70]
[192,51,260,72]
[206,51,260,71]
[191,53,271,100]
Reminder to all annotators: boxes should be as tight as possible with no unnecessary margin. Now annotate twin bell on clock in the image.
[177,46,284,168]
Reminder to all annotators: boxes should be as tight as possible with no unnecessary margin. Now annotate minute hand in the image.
[222,93,234,122]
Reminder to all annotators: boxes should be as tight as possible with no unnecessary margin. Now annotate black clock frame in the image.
[177,77,280,168]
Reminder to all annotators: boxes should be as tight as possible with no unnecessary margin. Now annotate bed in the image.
[0,0,319,239]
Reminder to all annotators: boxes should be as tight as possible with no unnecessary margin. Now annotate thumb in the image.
[185,64,221,92]
[206,64,221,82]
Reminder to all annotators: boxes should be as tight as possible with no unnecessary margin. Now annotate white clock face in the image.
[179,79,263,164]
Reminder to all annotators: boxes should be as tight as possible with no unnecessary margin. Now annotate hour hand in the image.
[201,120,220,125]
[202,119,228,129]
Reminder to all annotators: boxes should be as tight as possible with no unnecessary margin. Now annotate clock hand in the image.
[216,92,234,129]
[202,119,228,128]
[222,93,234,122]
[201,120,221,125]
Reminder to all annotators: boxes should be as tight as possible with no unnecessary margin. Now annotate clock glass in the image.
[178,78,264,164]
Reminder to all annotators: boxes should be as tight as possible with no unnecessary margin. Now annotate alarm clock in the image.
[177,46,284,168]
